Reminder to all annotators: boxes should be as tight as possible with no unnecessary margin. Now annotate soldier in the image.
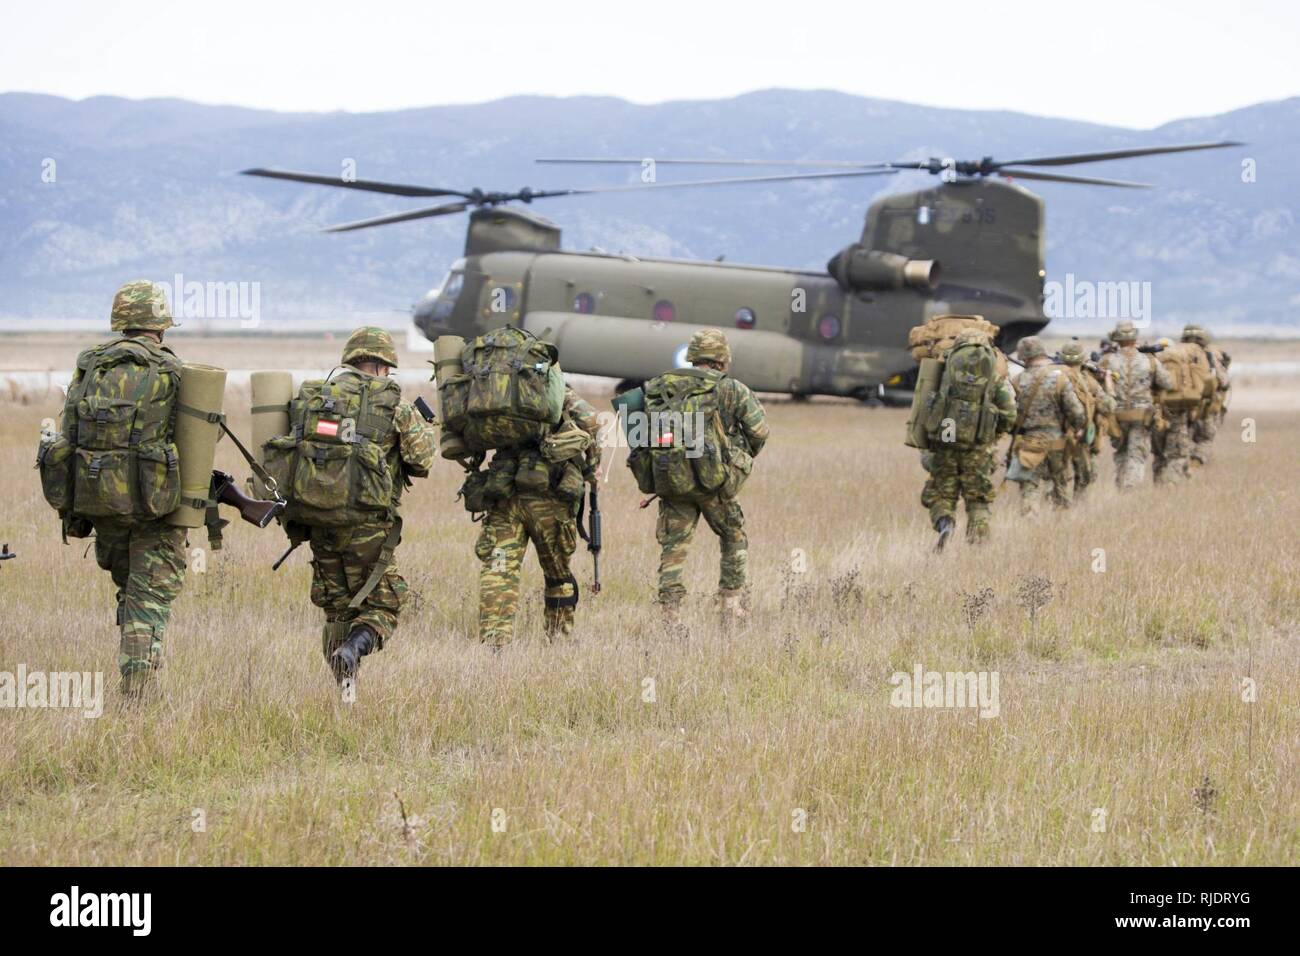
[284,328,435,682]
[1184,325,1230,469]
[48,281,187,697]
[918,328,1016,548]
[644,328,769,623]
[1006,336,1086,515]
[1058,340,1116,498]
[1099,320,1172,491]
[476,386,601,647]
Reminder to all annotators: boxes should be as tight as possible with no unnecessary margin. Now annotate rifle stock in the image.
[211,470,285,528]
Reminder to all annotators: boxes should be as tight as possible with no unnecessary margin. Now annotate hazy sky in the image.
[3,0,1297,127]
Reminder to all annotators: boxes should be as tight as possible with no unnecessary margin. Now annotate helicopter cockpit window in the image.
[734,307,756,330]
[430,267,465,323]
[653,300,676,323]
[817,315,841,341]
[573,292,595,314]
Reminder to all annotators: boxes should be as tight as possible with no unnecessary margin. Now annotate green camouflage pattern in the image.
[1192,411,1220,466]
[93,517,187,684]
[685,327,732,365]
[1016,336,1048,361]
[920,447,1000,542]
[1017,448,1073,515]
[476,491,579,646]
[656,494,748,604]
[309,519,407,649]
[44,337,182,522]
[924,340,1014,450]
[1012,365,1086,439]
[110,280,174,332]
[1062,365,1115,495]
[1153,408,1194,485]
[1181,324,1210,346]
[342,326,399,368]
[1100,347,1173,410]
[1110,421,1155,490]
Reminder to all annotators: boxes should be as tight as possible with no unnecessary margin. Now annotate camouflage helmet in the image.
[1058,340,1085,365]
[1181,324,1210,346]
[110,280,174,332]
[1017,336,1047,361]
[1110,320,1139,344]
[342,326,399,368]
[686,327,731,365]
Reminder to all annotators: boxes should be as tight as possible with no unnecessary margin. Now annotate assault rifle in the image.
[0,543,15,565]
[577,484,602,594]
[211,470,284,528]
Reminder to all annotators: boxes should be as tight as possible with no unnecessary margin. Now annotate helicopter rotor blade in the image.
[993,141,1244,169]
[242,168,474,199]
[994,168,1151,188]
[558,167,898,195]
[324,201,472,233]
[537,157,888,169]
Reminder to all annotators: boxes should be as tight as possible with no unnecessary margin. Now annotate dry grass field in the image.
[1,334,1297,865]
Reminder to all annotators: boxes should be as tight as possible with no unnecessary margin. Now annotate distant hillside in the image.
[1,89,1296,334]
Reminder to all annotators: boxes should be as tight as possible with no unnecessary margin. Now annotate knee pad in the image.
[544,574,579,610]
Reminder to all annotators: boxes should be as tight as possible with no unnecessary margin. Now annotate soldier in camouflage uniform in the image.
[1007,336,1086,515]
[302,328,435,680]
[1058,340,1116,497]
[919,329,1016,546]
[650,329,769,623]
[64,281,187,697]
[1099,320,1173,491]
[476,387,601,647]
[1183,325,1230,469]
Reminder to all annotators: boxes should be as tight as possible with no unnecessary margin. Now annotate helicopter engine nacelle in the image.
[827,246,939,293]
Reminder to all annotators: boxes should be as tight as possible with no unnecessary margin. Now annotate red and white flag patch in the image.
[315,420,340,438]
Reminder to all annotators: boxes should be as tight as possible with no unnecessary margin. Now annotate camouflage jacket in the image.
[1065,366,1116,422]
[563,386,602,478]
[392,399,436,482]
[1203,346,1231,391]
[714,373,770,457]
[1100,347,1173,410]
[1012,363,1086,438]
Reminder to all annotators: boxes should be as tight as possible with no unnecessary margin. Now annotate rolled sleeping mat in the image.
[165,363,228,528]
[905,357,943,450]
[249,370,294,496]
[433,335,469,460]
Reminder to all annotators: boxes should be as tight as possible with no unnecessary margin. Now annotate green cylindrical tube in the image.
[250,371,294,496]
[433,335,469,460]
[905,357,943,450]
[166,363,228,528]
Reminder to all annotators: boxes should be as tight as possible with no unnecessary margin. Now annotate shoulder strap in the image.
[347,517,402,609]
[1011,367,1049,434]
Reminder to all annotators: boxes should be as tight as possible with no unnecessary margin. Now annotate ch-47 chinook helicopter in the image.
[243,139,1239,401]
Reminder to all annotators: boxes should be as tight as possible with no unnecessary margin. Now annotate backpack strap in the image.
[1011,367,1050,437]
[347,516,402,609]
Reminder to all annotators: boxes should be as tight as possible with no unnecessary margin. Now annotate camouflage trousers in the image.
[476,492,578,646]
[1111,421,1154,491]
[656,493,747,604]
[1070,445,1100,496]
[1153,409,1193,485]
[1017,449,1073,515]
[309,519,407,662]
[93,518,188,681]
[919,446,998,542]
[1191,411,1221,467]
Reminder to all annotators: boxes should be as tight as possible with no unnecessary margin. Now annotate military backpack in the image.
[629,368,734,499]
[37,337,182,525]
[1156,342,1215,412]
[262,369,402,528]
[921,340,1003,450]
[438,327,565,453]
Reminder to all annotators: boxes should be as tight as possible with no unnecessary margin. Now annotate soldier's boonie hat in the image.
[1059,340,1085,365]
[1110,320,1139,343]
[342,326,399,368]
[110,280,175,332]
[1017,336,1047,361]
[686,327,731,365]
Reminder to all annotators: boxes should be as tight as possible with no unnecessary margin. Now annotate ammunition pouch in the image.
[1114,407,1154,426]
[1012,435,1066,471]
[484,455,518,500]
[459,468,489,514]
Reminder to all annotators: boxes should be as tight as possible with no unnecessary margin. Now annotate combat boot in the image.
[934,516,956,552]
[330,626,376,683]
[717,589,748,625]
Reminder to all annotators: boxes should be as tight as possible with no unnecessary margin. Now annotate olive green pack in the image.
[262,369,401,527]
[922,341,1002,450]
[641,368,730,499]
[438,327,564,453]
[37,337,182,525]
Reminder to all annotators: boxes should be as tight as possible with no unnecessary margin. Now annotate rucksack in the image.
[922,341,1003,450]
[37,337,182,523]
[262,369,402,528]
[639,368,731,499]
[908,314,1008,376]
[1156,343,1214,411]
[438,327,565,453]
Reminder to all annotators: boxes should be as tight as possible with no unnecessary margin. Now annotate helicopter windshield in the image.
[430,260,466,324]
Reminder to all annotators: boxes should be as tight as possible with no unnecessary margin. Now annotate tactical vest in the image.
[922,341,1003,450]
[262,369,403,527]
[438,327,565,453]
[37,337,182,523]
[631,368,733,499]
